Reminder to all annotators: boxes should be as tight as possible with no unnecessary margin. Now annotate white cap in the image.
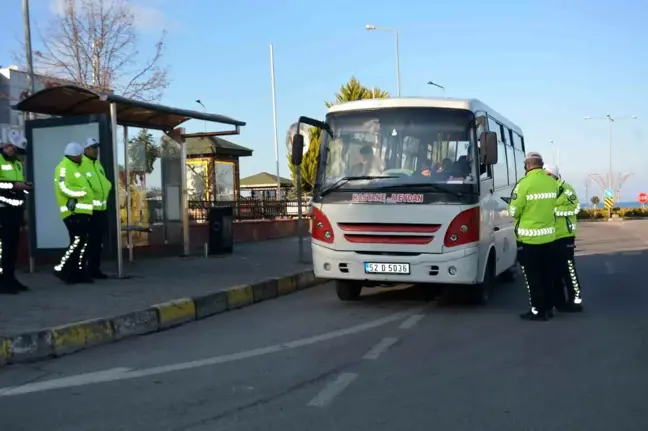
[64,142,84,157]
[525,151,543,161]
[84,137,99,148]
[544,164,561,179]
[1,128,28,150]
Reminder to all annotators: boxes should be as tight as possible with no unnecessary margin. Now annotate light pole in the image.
[195,99,206,133]
[584,114,637,217]
[269,44,281,199]
[22,0,35,97]
[427,81,445,97]
[365,24,400,97]
[549,140,560,168]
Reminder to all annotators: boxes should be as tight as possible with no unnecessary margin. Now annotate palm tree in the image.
[325,76,390,108]
[591,196,600,208]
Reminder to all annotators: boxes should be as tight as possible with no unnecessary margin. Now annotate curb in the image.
[0,269,324,367]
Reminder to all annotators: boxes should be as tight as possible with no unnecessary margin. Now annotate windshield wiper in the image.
[320,175,399,197]
[377,182,465,198]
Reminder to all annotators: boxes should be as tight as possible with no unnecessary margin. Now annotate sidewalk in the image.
[0,237,313,337]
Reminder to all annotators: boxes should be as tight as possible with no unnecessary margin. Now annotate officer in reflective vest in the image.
[53,142,94,284]
[80,137,112,279]
[509,152,559,321]
[0,129,32,294]
[544,165,584,312]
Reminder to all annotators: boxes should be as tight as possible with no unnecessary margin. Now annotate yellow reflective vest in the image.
[79,155,112,211]
[554,179,580,240]
[508,168,559,245]
[0,152,26,207]
[54,157,94,219]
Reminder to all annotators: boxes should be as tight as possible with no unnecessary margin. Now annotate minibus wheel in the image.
[469,257,494,305]
[336,280,363,301]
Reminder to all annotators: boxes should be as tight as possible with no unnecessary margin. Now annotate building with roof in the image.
[240,172,293,199]
[185,136,253,201]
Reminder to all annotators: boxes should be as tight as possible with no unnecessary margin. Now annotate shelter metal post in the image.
[110,103,124,277]
[123,126,133,263]
[178,128,190,256]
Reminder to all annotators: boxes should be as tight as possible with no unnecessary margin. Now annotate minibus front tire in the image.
[335,280,363,301]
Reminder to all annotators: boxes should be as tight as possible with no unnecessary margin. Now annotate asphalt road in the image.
[1,221,647,431]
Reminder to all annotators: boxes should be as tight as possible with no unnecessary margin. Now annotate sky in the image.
[1,0,647,201]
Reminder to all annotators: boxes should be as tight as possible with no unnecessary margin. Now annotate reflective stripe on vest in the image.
[526,192,557,200]
[59,202,94,213]
[517,227,556,237]
[510,192,557,217]
[0,196,23,206]
[58,168,88,198]
[555,190,581,216]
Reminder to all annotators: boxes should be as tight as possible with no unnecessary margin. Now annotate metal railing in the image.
[191,198,311,222]
[145,198,310,223]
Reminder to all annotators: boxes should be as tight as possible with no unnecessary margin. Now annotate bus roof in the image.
[326,97,523,136]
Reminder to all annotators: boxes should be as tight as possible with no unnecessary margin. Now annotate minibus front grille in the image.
[338,223,441,234]
[343,234,434,245]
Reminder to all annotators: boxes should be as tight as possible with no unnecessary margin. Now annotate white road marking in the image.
[605,261,615,275]
[363,337,399,360]
[0,307,424,397]
[307,373,358,407]
[399,314,425,329]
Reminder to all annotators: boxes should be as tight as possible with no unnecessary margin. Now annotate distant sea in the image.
[582,201,645,209]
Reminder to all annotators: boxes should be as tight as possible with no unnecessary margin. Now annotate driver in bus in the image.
[350,144,384,176]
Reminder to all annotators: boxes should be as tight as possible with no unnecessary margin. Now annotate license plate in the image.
[364,262,410,274]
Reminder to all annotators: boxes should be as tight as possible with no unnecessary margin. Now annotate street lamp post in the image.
[269,44,281,199]
[427,81,445,97]
[584,114,638,217]
[549,140,560,168]
[365,24,400,97]
[195,99,206,133]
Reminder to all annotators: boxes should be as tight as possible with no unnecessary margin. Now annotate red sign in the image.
[638,192,648,205]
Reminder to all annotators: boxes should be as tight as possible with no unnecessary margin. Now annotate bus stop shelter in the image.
[13,85,246,278]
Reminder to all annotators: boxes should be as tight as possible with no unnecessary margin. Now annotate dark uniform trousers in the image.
[518,241,554,312]
[552,237,582,306]
[55,214,91,281]
[0,206,24,284]
[87,209,108,274]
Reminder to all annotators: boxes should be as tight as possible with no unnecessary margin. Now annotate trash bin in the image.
[207,206,234,255]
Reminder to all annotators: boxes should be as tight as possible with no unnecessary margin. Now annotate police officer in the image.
[0,129,32,294]
[544,165,584,312]
[53,142,94,284]
[80,137,112,279]
[509,152,559,321]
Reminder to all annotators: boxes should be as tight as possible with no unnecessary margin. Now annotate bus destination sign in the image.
[351,192,425,204]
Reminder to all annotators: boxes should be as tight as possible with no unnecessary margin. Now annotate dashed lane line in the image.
[362,337,399,360]
[399,314,425,329]
[307,373,358,407]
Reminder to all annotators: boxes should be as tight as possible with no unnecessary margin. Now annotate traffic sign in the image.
[639,192,648,205]
[604,196,615,209]
[604,188,614,198]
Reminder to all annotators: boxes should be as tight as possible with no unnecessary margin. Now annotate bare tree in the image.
[26,0,169,102]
